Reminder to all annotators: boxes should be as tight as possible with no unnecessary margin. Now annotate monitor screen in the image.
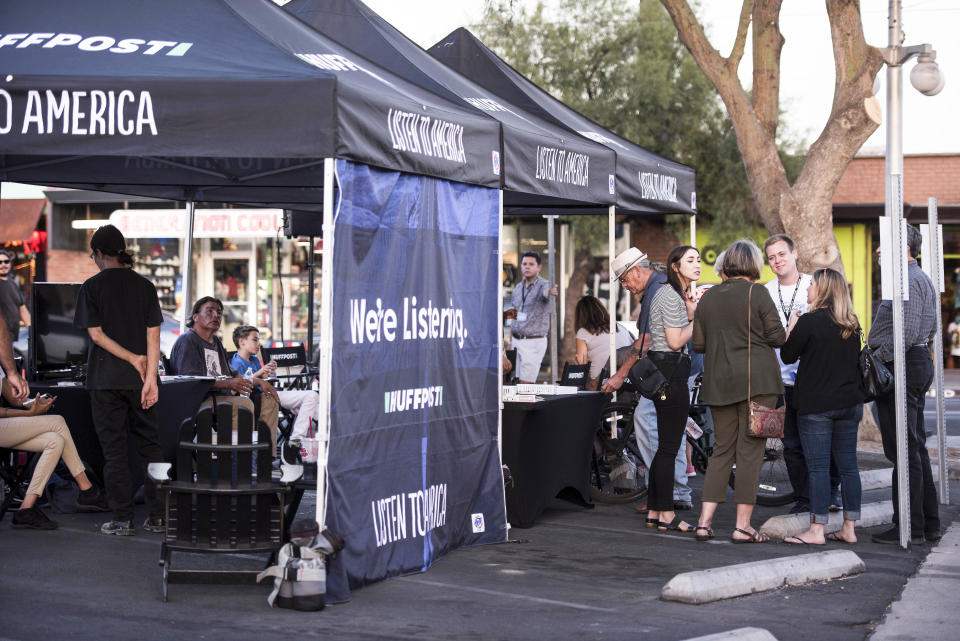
[30,282,89,377]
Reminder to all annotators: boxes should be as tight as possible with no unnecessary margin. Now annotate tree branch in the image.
[751,0,784,138]
[728,0,754,71]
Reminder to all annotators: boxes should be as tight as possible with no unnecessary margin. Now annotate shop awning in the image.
[0,199,45,242]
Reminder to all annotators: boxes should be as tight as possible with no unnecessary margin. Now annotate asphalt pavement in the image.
[1,470,956,641]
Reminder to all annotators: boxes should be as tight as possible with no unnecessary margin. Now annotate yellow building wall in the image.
[693,223,873,334]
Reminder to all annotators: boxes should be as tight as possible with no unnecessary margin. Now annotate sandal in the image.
[827,532,857,545]
[731,527,769,544]
[658,516,693,533]
[695,526,714,542]
[645,518,659,529]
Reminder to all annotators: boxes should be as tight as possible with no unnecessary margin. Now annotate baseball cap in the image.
[90,224,126,253]
[611,247,647,279]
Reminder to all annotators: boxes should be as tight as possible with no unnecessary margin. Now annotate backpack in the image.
[257,520,344,611]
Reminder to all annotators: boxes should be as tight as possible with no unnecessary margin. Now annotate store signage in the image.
[109,208,283,238]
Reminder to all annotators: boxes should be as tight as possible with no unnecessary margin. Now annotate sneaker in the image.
[142,517,165,534]
[871,526,924,546]
[788,502,810,515]
[686,465,697,477]
[11,506,58,530]
[77,487,111,512]
[100,520,135,536]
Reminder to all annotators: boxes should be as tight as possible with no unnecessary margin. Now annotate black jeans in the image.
[875,346,940,536]
[782,386,840,507]
[649,352,691,512]
[90,389,164,522]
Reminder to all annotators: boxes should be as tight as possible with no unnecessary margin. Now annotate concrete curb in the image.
[759,501,893,541]
[682,627,778,641]
[661,550,865,604]
[870,522,960,639]
[861,467,892,491]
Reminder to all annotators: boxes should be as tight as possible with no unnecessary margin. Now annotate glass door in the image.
[211,252,255,346]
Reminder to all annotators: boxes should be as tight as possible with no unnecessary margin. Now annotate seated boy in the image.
[231,325,319,442]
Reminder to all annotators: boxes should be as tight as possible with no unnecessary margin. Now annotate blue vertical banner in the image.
[325,160,505,602]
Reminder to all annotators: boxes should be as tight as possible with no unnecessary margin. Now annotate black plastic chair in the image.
[148,399,301,602]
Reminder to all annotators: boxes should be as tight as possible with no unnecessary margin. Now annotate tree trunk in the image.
[560,248,595,368]
[660,0,884,273]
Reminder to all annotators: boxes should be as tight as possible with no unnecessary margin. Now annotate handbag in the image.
[858,328,893,402]
[746,283,785,439]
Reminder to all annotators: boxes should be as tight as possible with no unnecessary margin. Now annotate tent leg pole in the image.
[545,215,558,383]
[180,199,196,334]
[316,158,336,530]
[608,206,616,402]
[498,190,509,539]
[307,235,315,363]
[928,198,949,504]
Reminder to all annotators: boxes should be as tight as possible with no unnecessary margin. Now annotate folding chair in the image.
[559,361,591,390]
[261,345,315,391]
[148,399,301,602]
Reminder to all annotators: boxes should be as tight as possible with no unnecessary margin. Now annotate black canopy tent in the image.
[429,27,697,217]
[0,0,514,594]
[284,0,619,213]
[0,0,503,204]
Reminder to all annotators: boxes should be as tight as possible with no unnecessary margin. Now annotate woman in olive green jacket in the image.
[691,240,786,543]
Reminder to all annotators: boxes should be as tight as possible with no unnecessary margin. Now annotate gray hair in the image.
[722,239,764,281]
[713,250,726,279]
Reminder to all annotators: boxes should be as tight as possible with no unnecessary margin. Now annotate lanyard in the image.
[777,276,803,324]
[520,279,536,311]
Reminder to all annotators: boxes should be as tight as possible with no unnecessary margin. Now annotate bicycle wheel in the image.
[590,402,647,504]
[727,438,795,506]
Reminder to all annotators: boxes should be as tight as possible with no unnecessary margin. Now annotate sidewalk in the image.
[870,515,960,640]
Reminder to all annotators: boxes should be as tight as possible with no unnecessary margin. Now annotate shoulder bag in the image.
[746,283,785,438]
[858,328,893,402]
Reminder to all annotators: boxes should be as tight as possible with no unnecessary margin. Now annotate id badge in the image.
[516,312,528,322]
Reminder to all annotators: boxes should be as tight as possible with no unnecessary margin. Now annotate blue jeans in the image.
[797,405,863,524]
[782,386,840,507]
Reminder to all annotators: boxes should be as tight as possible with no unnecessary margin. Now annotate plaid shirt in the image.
[868,260,938,363]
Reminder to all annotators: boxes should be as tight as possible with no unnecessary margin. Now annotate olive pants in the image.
[701,395,778,505]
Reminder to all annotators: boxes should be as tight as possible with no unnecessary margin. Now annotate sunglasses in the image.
[0,260,9,265]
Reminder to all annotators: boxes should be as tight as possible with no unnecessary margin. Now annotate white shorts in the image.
[513,336,547,383]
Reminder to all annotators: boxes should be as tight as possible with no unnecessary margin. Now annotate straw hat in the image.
[611,247,647,279]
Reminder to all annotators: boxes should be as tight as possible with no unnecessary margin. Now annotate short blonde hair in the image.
[722,239,763,281]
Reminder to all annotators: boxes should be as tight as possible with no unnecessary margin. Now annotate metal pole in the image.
[498,190,508,538]
[886,0,911,549]
[315,158,336,529]
[306,235,315,363]
[545,215,558,383]
[608,206,616,389]
[690,213,697,248]
[180,199,196,335]
[928,197,949,504]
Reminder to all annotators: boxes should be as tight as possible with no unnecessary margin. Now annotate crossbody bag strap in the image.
[747,283,753,403]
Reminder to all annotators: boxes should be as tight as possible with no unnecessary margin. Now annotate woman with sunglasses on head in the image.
[643,245,700,533]
[780,268,865,545]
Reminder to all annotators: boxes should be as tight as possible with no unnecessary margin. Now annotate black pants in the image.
[649,352,691,512]
[781,386,840,507]
[90,389,164,522]
[876,346,940,536]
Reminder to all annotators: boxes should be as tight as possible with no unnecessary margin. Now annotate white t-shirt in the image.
[764,273,811,385]
[575,323,634,379]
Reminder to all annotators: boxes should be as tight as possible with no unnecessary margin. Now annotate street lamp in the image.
[880,0,945,550]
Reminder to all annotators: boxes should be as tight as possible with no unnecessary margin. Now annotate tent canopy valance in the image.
[429,28,697,216]
[0,0,502,204]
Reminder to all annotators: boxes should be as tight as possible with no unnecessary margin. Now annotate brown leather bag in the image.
[746,284,785,439]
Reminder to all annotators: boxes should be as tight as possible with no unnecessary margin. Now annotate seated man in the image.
[231,325,318,441]
[168,297,280,452]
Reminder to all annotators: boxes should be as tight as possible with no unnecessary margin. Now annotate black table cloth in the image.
[30,377,212,485]
[501,392,609,528]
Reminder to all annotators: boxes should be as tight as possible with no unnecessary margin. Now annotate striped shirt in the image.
[648,285,689,352]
